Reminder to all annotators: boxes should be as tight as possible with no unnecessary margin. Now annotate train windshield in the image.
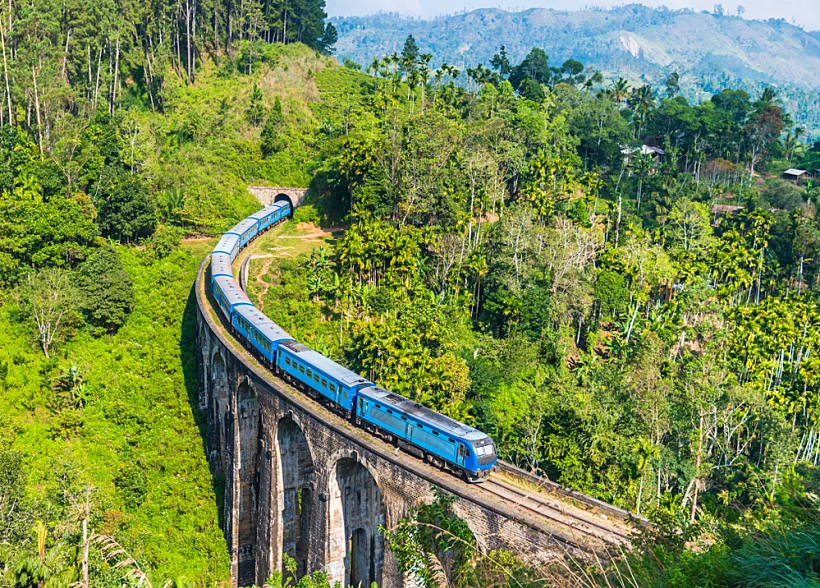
[476,444,495,456]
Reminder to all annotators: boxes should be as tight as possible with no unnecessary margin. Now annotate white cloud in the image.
[326,0,820,30]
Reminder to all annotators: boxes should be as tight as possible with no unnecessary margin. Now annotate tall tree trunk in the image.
[32,67,43,155]
[61,28,71,81]
[1,26,12,124]
[144,47,156,112]
[110,36,120,114]
[93,45,102,108]
[81,516,89,588]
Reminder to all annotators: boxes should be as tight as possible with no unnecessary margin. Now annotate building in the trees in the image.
[783,168,808,183]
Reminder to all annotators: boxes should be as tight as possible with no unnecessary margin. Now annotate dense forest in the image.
[1,0,820,581]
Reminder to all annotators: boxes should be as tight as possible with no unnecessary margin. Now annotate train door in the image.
[457,443,468,466]
[406,422,415,441]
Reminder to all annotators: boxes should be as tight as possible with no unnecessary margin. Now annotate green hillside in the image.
[332,5,820,136]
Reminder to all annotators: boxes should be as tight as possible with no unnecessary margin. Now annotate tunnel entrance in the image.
[328,458,385,587]
[277,417,314,577]
[274,193,294,216]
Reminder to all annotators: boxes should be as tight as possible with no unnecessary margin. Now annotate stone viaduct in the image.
[195,192,637,587]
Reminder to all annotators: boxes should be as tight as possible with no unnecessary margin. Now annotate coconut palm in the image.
[611,77,631,106]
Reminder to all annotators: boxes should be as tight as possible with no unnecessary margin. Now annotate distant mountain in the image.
[331,5,820,131]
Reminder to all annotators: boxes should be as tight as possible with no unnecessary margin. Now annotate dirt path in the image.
[250,255,275,311]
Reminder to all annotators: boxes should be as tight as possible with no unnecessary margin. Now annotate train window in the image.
[344,392,348,400]
[285,357,291,366]
[401,416,407,421]
[306,368,312,377]
[321,378,327,387]
[458,445,469,457]
[329,383,336,392]
[449,438,455,443]
[299,365,305,374]
[432,430,438,436]
[386,409,393,414]
[313,374,320,383]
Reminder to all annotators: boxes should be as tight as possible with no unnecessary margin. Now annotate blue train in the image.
[208,200,497,482]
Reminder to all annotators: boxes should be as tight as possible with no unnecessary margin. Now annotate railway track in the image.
[482,475,633,547]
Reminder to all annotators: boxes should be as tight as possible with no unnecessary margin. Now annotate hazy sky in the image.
[325,0,820,31]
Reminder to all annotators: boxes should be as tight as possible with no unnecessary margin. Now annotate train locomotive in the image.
[208,200,497,482]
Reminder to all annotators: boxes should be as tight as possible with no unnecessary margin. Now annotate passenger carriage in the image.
[213,233,241,261]
[232,305,293,364]
[210,252,233,279]
[249,202,287,231]
[212,275,253,320]
[231,218,260,249]
[277,340,372,412]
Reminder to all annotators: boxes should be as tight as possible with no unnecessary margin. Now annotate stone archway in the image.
[210,351,229,474]
[276,416,315,578]
[198,324,210,411]
[236,379,262,586]
[327,458,386,587]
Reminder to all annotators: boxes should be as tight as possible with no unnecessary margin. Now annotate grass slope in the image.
[0,243,229,584]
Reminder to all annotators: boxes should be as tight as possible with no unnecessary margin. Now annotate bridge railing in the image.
[495,461,647,525]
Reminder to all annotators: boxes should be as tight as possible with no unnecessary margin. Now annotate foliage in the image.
[19,268,83,358]
[75,245,135,332]
[381,488,477,588]
[0,243,229,584]
[2,11,820,585]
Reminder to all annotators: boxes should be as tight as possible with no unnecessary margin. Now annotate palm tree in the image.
[367,57,382,93]
[628,85,656,137]
[634,439,660,516]
[418,53,432,112]
[611,77,631,106]
[8,521,77,588]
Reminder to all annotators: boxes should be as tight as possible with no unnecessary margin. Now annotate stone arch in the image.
[274,193,294,215]
[275,416,315,578]
[327,457,386,587]
[236,378,262,586]
[198,322,210,410]
[210,350,229,474]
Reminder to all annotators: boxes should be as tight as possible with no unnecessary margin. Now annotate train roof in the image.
[213,233,239,255]
[213,275,252,307]
[360,386,489,442]
[249,202,285,220]
[280,340,372,387]
[230,218,258,235]
[234,305,293,343]
[210,253,233,277]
